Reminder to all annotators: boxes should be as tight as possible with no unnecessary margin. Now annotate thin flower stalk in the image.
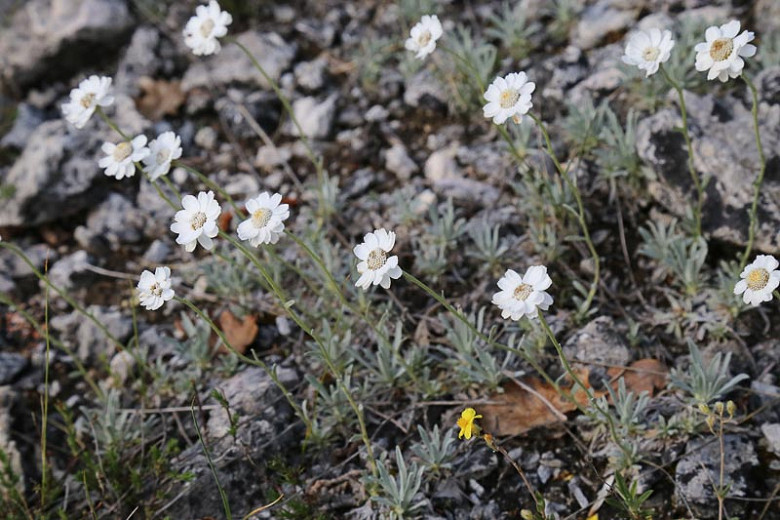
[739,74,767,269]
[528,113,601,316]
[659,64,704,239]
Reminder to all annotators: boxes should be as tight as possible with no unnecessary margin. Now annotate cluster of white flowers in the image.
[95,131,183,180]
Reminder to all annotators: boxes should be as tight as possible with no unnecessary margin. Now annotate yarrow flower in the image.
[61,75,114,129]
[237,192,290,247]
[137,267,174,311]
[183,0,233,56]
[353,228,402,290]
[695,20,756,82]
[734,255,780,307]
[483,72,535,125]
[170,191,221,252]
[98,135,150,180]
[404,14,443,60]
[492,265,553,320]
[457,408,482,440]
[622,28,675,77]
[142,132,182,181]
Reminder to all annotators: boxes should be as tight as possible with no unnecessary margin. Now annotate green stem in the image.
[739,74,767,269]
[175,161,243,215]
[40,263,51,511]
[660,64,704,239]
[529,113,600,317]
[96,107,128,140]
[190,396,232,520]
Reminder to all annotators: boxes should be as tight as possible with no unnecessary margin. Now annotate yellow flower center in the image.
[80,92,95,108]
[513,283,533,301]
[149,282,162,297]
[200,18,215,38]
[417,30,432,47]
[156,148,170,165]
[746,268,769,291]
[499,89,520,109]
[367,249,386,270]
[251,208,272,228]
[190,211,207,230]
[112,141,133,162]
[709,38,734,62]
[642,46,660,61]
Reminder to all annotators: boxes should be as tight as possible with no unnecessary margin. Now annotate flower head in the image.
[353,228,402,290]
[61,75,114,129]
[483,72,535,125]
[237,192,290,247]
[137,266,174,311]
[183,0,233,56]
[98,135,150,180]
[622,28,675,77]
[404,15,443,60]
[457,408,482,440]
[734,255,780,306]
[142,132,182,181]
[492,266,553,320]
[170,191,221,252]
[695,20,756,82]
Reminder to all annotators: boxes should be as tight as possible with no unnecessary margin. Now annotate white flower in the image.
[183,0,232,56]
[734,255,780,307]
[694,20,756,82]
[622,28,675,77]
[142,132,182,181]
[237,192,290,247]
[483,72,536,125]
[98,135,150,180]
[61,75,114,129]
[404,15,443,59]
[354,228,402,290]
[137,266,175,311]
[492,266,553,320]
[170,191,221,252]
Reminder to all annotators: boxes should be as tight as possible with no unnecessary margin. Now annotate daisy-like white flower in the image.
[170,191,221,252]
[137,266,175,311]
[622,28,675,77]
[61,75,114,129]
[404,14,443,60]
[237,192,290,247]
[183,0,233,56]
[733,255,780,307]
[492,266,553,320]
[482,72,536,125]
[98,135,150,180]
[142,132,182,181]
[694,20,756,82]
[353,228,402,290]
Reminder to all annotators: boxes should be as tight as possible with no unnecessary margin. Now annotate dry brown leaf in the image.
[217,309,258,355]
[136,76,185,121]
[608,358,668,397]
[480,369,600,436]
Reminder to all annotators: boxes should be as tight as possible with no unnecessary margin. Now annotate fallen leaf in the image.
[608,358,668,397]
[218,211,233,232]
[217,310,258,355]
[480,369,601,436]
[136,76,185,121]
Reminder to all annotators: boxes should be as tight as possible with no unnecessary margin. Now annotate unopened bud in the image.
[521,510,534,520]
[705,415,716,431]
[714,401,724,415]
[726,400,736,417]
[698,403,711,415]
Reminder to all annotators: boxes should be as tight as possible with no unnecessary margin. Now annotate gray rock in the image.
[563,316,630,389]
[0,243,53,278]
[74,193,144,253]
[365,104,389,122]
[432,178,500,206]
[294,57,328,91]
[137,177,177,239]
[0,275,14,293]
[295,18,336,49]
[194,126,217,150]
[385,142,418,181]
[254,144,292,171]
[637,86,780,250]
[49,305,132,362]
[142,239,170,264]
[675,435,758,518]
[46,250,94,291]
[288,94,338,139]
[0,0,133,92]
[572,4,637,50]
[181,31,296,92]
[425,146,461,182]
[0,387,23,494]
[0,104,45,149]
[0,353,27,385]
[114,26,161,95]
[404,70,447,109]
[762,423,780,457]
[753,0,780,36]
[542,46,588,101]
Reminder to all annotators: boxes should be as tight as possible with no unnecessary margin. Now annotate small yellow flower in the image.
[457,408,482,440]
